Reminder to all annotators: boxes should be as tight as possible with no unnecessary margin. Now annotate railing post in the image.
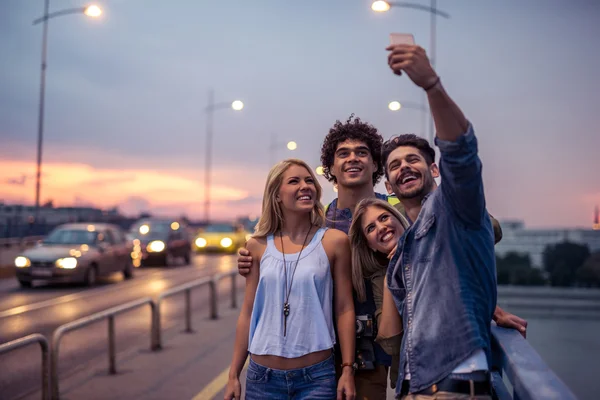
[209,278,218,320]
[152,300,162,351]
[185,289,193,332]
[51,335,61,400]
[41,338,50,400]
[108,315,116,375]
[230,273,237,309]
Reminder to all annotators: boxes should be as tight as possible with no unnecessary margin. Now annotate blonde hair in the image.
[253,159,325,237]
[349,198,409,302]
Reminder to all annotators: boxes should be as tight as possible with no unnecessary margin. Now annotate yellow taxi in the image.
[194,223,250,254]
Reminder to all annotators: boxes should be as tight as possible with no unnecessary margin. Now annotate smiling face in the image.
[360,205,405,254]
[329,139,377,189]
[385,145,439,201]
[277,164,317,214]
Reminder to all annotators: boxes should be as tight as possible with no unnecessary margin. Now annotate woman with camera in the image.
[224,159,356,400]
[348,197,410,392]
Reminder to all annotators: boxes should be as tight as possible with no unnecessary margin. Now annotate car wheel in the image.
[183,252,191,265]
[85,265,98,287]
[123,260,134,280]
[19,280,32,288]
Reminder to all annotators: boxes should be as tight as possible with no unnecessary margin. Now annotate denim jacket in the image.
[386,124,497,394]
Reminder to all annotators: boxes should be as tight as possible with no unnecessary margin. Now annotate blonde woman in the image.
[348,198,409,389]
[225,159,356,400]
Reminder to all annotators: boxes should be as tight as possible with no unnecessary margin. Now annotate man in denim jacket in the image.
[382,43,502,398]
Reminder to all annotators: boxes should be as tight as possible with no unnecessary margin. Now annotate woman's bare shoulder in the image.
[246,236,267,253]
[323,228,349,246]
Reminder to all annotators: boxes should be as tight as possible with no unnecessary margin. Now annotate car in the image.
[194,223,250,254]
[128,218,191,266]
[14,223,136,288]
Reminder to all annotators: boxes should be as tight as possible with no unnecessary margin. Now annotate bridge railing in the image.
[0,333,50,400]
[50,297,156,399]
[491,324,578,400]
[152,270,237,350]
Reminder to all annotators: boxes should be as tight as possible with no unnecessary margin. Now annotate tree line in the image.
[496,241,600,287]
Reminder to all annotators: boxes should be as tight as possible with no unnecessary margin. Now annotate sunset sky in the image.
[1,0,599,228]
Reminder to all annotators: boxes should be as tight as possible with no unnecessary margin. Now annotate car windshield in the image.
[44,229,98,245]
[129,221,171,240]
[204,224,236,233]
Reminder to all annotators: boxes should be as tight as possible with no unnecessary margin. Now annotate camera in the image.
[356,314,375,337]
[355,314,377,370]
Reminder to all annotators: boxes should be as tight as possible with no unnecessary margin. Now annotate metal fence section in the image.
[490,325,578,400]
[152,270,238,350]
[0,333,50,400]
[50,297,155,400]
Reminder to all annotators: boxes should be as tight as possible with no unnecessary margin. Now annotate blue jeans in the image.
[245,354,337,400]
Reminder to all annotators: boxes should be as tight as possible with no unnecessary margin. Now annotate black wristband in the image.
[424,76,440,92]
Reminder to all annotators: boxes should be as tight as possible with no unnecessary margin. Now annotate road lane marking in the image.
[0,264,217,318]
[192,360,248,400]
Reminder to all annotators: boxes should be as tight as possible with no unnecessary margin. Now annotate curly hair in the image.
[320,114,384,185]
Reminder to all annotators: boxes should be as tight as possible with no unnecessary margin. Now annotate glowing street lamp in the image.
[371,1,391,12]
[388,101,402,111]
[269,135,297,165]
[387,100,428,137]
[204,89,245,223]
[84,5,102,17]
[231,100,244,111]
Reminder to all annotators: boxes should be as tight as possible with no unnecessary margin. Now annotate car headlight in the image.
[15,256,31,268]
[195,238,207,248]
[147,240,165,252]
[220,237,233,248]
[56,257,77,269]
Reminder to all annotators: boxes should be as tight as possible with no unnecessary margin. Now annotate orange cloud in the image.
[0,160,263,219]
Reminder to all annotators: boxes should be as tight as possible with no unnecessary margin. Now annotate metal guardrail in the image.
[490,325,578,400]
[0,333,50,400]
[0,235,44,248]
[152,270,237,350]
[50,297,156,400]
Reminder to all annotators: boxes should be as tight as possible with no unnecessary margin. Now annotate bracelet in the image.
[424,76,440,92]
[341,362,357,371]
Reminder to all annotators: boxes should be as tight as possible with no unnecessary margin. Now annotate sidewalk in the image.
[24,294,396,400]
[26,296,243,400]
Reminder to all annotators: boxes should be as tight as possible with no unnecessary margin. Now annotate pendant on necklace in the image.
[283,302,290,317]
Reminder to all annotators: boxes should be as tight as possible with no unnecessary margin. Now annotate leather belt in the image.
[400,372,491,396]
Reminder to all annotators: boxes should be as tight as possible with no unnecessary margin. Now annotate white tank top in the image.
[248,227,336,358]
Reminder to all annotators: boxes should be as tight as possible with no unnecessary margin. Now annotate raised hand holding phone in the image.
[387,33,438,90]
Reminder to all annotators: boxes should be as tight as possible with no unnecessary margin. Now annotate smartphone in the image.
[390,33,415,46]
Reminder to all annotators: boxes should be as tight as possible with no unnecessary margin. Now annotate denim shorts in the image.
[245,353,337,400]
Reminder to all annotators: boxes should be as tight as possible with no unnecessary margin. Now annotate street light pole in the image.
[428,0,437,146]
[204,89,214,224]
[32,2,102,220]
[202,91,244,223]
[268,134,297,167]
[387,100,428,137]
[34,0,50,221]
[372,0,449,146]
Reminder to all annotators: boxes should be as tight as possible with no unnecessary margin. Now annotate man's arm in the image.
[386,44,467,143]
[387,45,485,227]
